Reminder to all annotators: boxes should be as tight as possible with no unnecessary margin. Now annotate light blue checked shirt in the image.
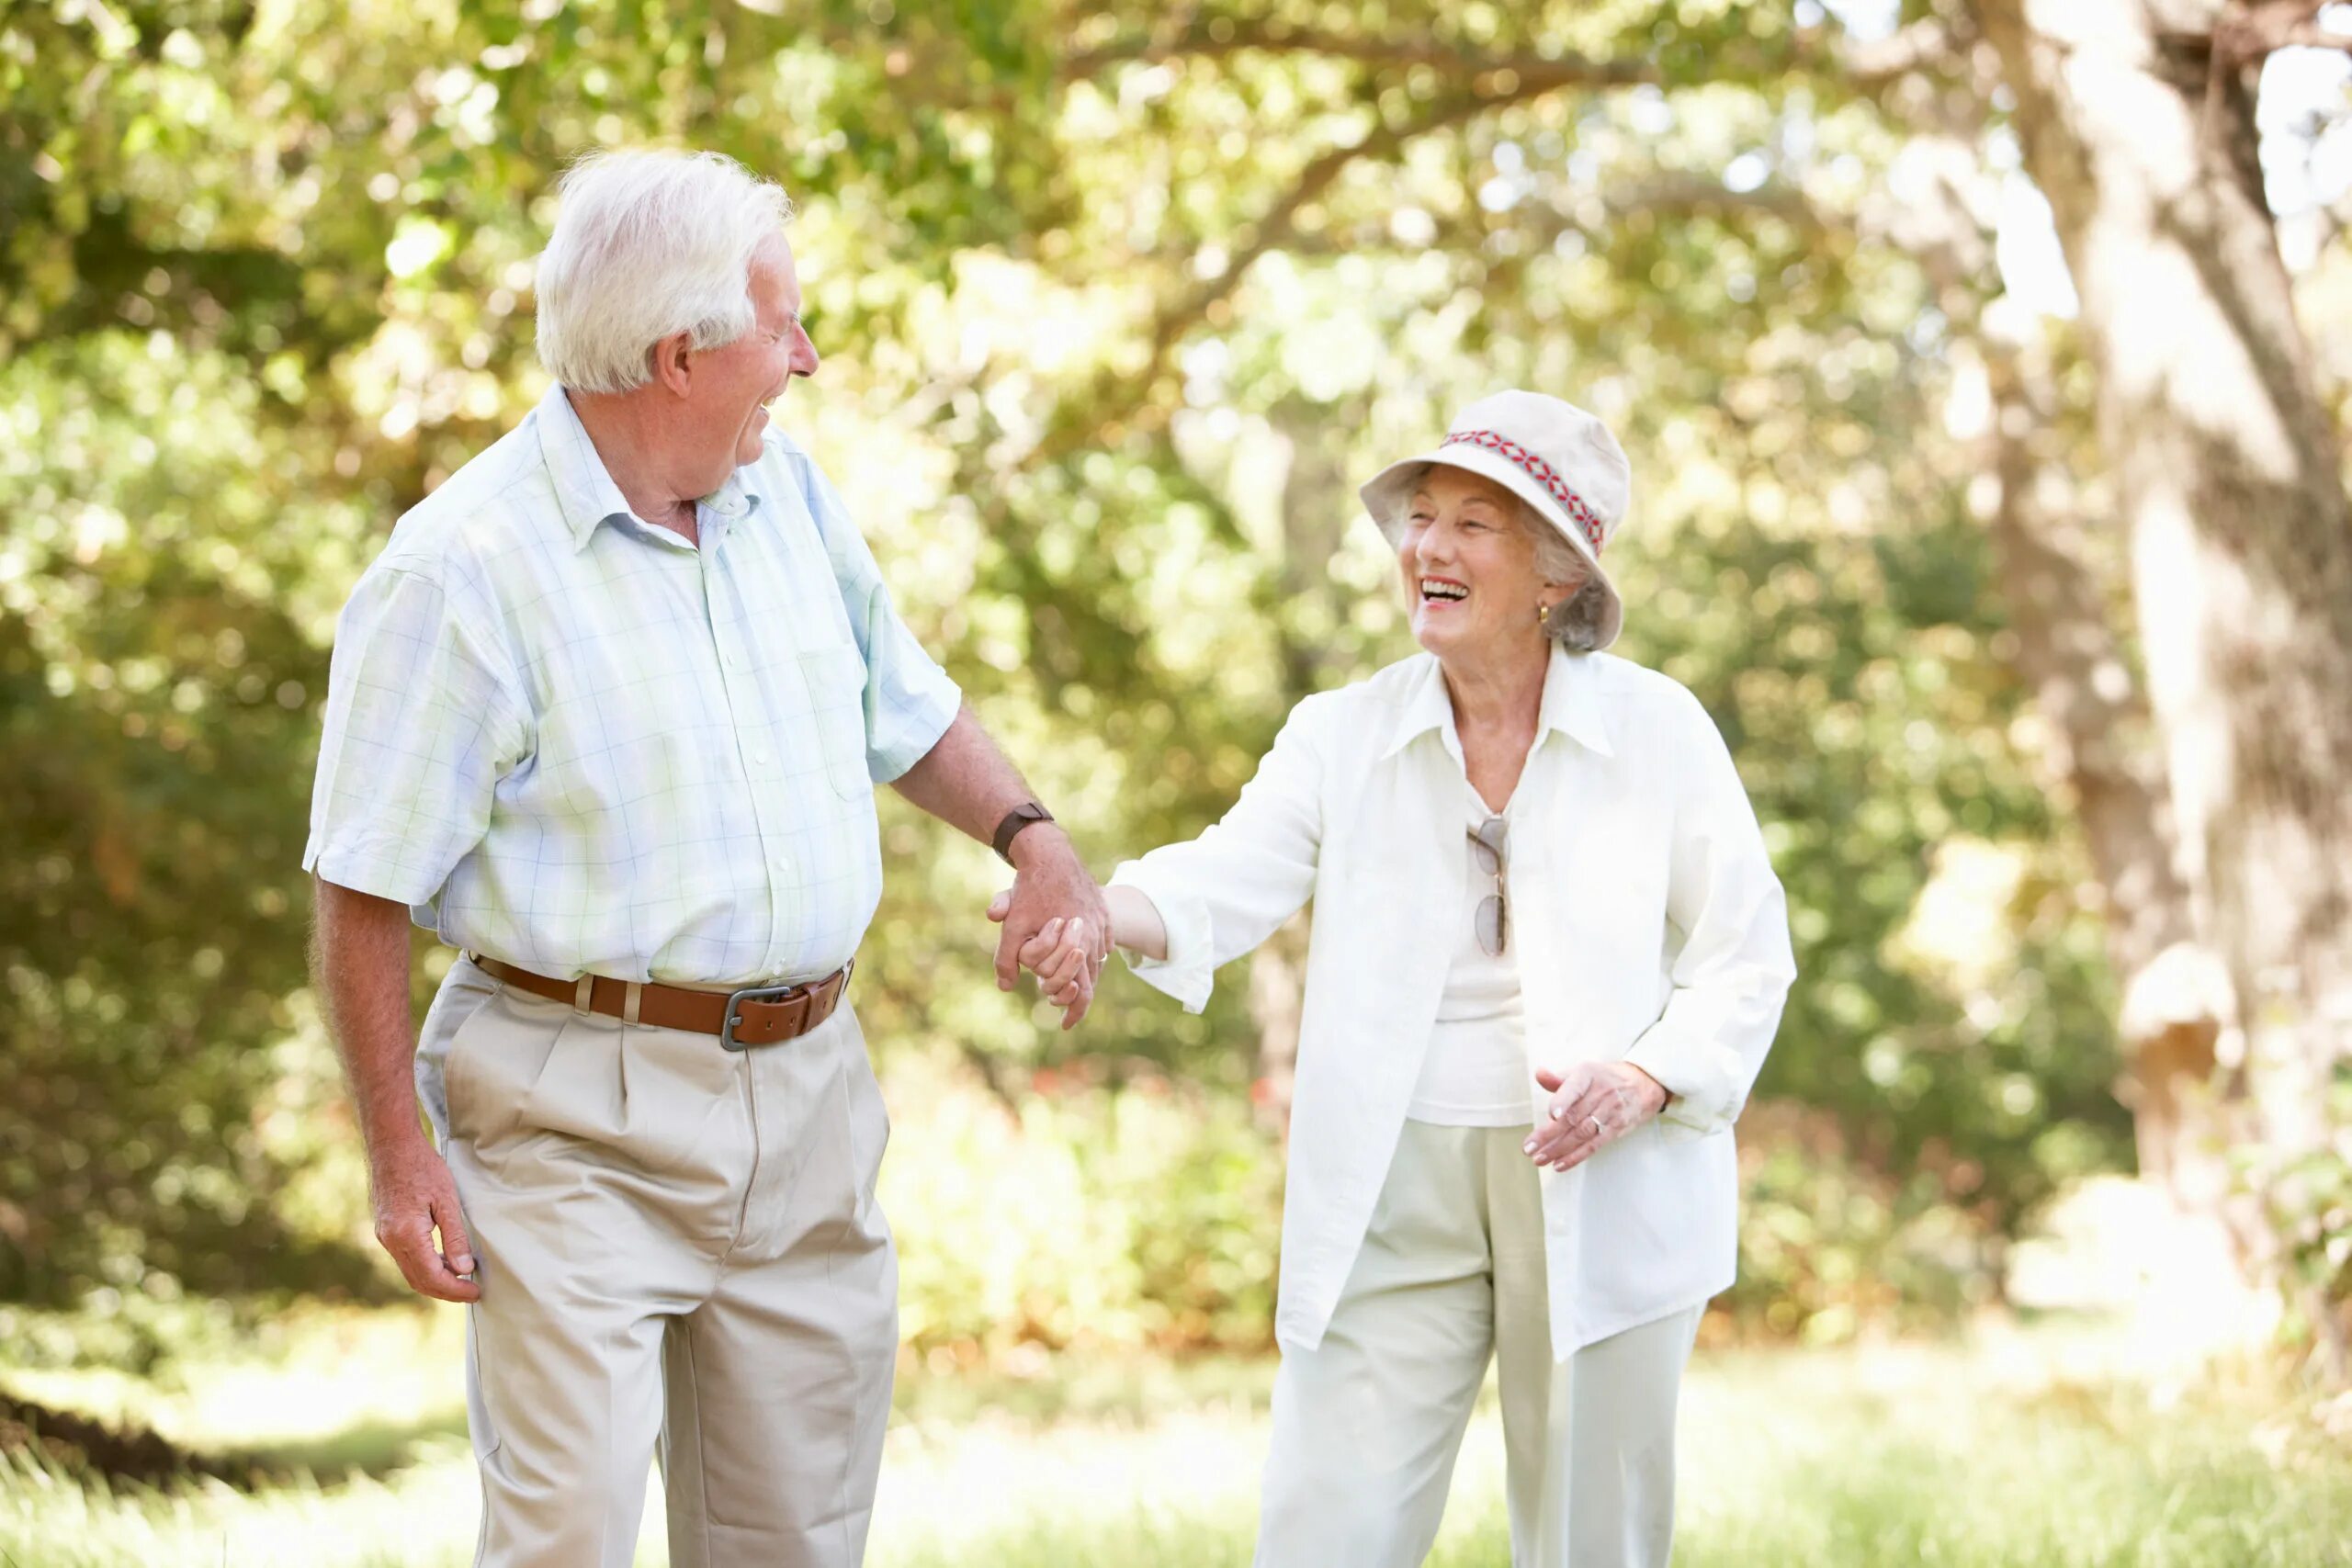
[304,384,962,986]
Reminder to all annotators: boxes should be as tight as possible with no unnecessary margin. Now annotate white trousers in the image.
[437,963,897,1568]
[1255,1120,1702,1568]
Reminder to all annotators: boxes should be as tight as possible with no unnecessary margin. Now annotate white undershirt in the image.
[1406,783,1535,1128]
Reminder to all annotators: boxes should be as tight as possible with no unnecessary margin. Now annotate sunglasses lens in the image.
[1469,818,1507,954]
[1477,894,1506,956]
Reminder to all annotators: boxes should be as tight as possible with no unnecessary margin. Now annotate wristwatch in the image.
[991,801,1056,865]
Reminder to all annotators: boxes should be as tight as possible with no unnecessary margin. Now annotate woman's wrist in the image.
[1102,883,1170,962]
[1622,1062,1671,1116]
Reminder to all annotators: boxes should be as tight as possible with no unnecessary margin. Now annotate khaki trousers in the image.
[1255,1121,1702,1568]
[438,964,896,1568]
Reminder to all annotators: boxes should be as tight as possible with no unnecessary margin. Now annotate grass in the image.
[4,1310,2350,1566]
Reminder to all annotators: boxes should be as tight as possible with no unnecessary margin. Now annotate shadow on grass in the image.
[237,1406,471,1482]
[0,1387,469,1495]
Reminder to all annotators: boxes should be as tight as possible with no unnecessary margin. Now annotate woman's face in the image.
[1398,467,1561,662]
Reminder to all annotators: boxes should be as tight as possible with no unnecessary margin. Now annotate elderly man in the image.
[305,149,1107,1568]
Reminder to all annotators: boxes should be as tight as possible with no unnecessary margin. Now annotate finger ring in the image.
[1588,1114,1604,1137]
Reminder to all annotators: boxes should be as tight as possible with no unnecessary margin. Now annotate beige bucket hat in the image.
[1358,389,1634,649]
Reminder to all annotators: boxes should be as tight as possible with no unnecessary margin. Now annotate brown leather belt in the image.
[471,955,853,1051]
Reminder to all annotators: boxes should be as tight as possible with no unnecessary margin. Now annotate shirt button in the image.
[752,750,769,766]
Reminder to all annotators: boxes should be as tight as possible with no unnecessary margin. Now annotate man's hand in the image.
[989,825,1108,1028]
[368,1134,481,1303]
[313,876,478,1302]
[888,709,1106,1024]
[1522,1061,1669,1171]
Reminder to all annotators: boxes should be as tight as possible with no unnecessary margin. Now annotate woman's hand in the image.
[988,885,1170,1024]
[982,891,1101,1021]
[1523,1062,1669,1171]
[1018,916,1095,1010]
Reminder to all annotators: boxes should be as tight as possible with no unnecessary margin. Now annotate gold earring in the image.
[1535,601,1553,623]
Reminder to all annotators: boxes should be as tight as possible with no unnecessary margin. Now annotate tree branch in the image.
[1066,20,1658,91]
[2211,1,2346,72]
[1817,13,1973,88]
[1143,90,1495,363]
[1022,77,1558,468]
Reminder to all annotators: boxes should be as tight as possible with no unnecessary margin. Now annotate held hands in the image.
[1523,1061,1669,1172]
[986,828,1109,1029]
[1004,911,1097,1011]
[986,887,1100,1021]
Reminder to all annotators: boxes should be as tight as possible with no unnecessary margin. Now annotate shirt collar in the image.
[1380,643,1615,762]
[1381,656,1457,761]
[535,384,763,552]
[1537,641,1615,757]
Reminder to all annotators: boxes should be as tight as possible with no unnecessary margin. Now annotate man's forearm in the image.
[311,876,427,1156]
[890,705,1051,852]
[899,704,1108,1021]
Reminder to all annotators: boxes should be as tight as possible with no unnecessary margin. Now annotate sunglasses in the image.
[1469,815,1508,956]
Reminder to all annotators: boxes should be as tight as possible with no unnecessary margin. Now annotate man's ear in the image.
[650,331,694,396]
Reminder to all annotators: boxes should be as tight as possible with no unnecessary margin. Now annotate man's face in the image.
[686,236,819,481]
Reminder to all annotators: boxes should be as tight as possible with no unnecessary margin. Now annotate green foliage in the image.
[2261,1064,2352,1347]
[3,0,2134,1334]
[0,338,380,1304]
[883,1063,1283,1355]
[1723,1103,2001,1341]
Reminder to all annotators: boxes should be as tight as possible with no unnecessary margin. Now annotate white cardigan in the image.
[1111,645,1796,1358]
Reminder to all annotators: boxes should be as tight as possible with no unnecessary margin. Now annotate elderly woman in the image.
[1018,390,1795,1566]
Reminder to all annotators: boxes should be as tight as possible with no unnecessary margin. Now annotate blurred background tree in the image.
[5,0,2348,1368]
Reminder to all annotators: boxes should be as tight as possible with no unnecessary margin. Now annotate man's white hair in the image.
[536,149,796,395]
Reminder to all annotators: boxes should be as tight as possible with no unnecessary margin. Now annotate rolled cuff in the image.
[1106,861,1213,1013]
[1623,1026,1747,1141]
[866,663,963,784]
[303,832,449,912]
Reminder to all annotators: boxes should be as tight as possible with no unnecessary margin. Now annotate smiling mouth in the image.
[1419,577,1468,604]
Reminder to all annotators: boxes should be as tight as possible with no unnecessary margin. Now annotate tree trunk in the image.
[1878,128,2235,1212]
[1981,346,2233,1206]
[1973,0,2352,1367]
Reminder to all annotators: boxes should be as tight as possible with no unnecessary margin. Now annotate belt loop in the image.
[622,982,643,1027]
[573,973,594,1015]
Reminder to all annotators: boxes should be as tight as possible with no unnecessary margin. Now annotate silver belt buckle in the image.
[718,959,850,1052]
[719,981,801,1052]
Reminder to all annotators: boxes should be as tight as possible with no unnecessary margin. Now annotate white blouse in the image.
[1406,784,1535,1129]
[1110,644,1796,1359]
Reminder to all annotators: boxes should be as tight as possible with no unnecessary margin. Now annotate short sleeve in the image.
[302,564,532,908]
[795,453,962,782]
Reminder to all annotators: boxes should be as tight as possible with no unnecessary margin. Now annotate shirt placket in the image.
[699,505,804,981]
[1510,736,1574,1057]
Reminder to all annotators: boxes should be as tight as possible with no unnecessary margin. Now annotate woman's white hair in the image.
[536,149,796,395]
[1521,502,1611,653]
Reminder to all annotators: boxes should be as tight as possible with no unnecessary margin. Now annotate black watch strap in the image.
[991,802,1055,865]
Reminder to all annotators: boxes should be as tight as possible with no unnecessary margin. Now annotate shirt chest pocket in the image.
[797,640,875,801]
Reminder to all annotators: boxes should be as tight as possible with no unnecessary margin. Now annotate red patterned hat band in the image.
[1440,429,1606,554]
